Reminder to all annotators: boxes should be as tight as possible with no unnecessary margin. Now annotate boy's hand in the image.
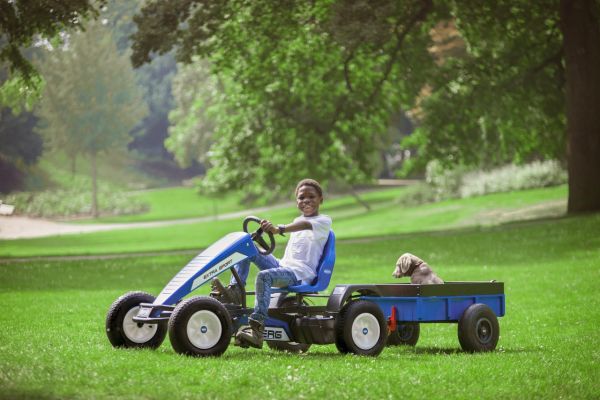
[260,219,279,234]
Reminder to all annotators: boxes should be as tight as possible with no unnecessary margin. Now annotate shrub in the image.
[4,180,149,218]
[397,160,567,206]
[459,160,567,198]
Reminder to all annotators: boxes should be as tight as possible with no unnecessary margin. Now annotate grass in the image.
[0,185,567,258]
[87,187,248,223]
[1,212,599,399]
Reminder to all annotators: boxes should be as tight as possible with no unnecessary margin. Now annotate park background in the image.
[0,0,599,399]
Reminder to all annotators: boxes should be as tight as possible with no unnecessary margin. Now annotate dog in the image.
[392,253,444,284]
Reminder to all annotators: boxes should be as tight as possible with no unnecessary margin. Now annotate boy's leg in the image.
[236,268,299,349]
[213,253,280,304]
[228,253,280,286]
[251,268,299,323]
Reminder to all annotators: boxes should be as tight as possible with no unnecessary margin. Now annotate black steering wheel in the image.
[243,216,276,256]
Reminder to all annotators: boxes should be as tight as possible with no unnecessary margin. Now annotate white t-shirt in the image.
[280,214,332,284]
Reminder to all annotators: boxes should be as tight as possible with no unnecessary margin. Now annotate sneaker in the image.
[235,318,264,349]
[210,278,242,305]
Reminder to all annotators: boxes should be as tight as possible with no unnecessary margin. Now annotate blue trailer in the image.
[105,217,505,357]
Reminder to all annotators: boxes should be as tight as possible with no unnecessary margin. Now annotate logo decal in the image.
[191,252,247,290]
[263,327,290,341]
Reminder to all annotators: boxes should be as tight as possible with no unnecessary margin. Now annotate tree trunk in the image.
[91,152,98,218]
[561,0,600,213]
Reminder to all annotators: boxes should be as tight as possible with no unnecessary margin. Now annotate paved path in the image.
[0,203,293,240]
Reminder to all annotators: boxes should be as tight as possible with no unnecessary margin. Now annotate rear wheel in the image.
[169,296,232,357]
[458,303,500,352]
[105,291,167,349]
[387,323,420,346]
[335,301,387,356]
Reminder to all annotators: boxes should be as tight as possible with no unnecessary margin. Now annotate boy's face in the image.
[296,185,322,217]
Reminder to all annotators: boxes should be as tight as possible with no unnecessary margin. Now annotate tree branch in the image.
[367,0,433,104]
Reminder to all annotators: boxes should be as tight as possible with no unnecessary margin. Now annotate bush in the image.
[4,180,149,218]
[397,160,567,206]
[459,160,567,198]
[396,182,437,206]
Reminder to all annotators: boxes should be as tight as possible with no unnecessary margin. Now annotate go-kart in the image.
[106,216,505,357]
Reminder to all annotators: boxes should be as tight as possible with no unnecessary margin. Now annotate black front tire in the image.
[335,300,387,356]
[387,323,420,346]
[105,291,167,349]
[169,296,232,357]
[458,303,500,352]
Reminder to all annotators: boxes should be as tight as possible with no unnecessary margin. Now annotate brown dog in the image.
[392,253,444,284]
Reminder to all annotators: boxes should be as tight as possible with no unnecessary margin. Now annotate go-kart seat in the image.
[272,230,336,294]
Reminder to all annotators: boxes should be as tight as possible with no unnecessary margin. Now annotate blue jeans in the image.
[229,253,299,323]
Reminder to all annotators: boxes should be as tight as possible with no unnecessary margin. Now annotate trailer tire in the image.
[105,291,167,349]
[267,296,311,354]
[387,323,420,346]
[458,303,499,352]
[335,300,387,356]
[169,296,232,357]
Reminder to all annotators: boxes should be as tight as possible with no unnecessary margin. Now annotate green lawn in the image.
[0,185,567,258]
[1,212,599,398]
[88,187,249,223]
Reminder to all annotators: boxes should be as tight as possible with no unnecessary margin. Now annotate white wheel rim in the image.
[351,312,380,350]
[123,307,158,344]
[187,310,223,349]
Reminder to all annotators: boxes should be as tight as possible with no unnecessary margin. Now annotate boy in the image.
[211,178,332,349]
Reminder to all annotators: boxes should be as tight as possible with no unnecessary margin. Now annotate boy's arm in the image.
[260,219,311,235]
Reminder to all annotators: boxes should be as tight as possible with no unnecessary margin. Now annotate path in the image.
[0,203,292,240]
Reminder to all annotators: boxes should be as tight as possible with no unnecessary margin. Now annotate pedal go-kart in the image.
[106,217,505,357]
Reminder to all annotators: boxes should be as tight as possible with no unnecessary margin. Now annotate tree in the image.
[35,21,146,217]
[132,0,435,198]
[130,0,600,212]
[0,107,42,193]
[0,0,103,94]
[166,58,217,168]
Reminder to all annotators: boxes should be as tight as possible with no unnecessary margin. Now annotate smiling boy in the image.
[211,178,332,348]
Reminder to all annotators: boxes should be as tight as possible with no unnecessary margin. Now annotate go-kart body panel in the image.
[153,232,258,306]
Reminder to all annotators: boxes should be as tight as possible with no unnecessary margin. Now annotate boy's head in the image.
[295,178,323,217]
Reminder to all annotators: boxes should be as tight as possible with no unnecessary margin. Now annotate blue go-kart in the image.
[106,216,505,357]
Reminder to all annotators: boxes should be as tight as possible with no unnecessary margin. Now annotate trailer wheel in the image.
[458,303,499,352]
[335,301,387,356]
[169,296,232,357]
[387,323,420,346]
[105,291,167,349]
[267,296,311,353]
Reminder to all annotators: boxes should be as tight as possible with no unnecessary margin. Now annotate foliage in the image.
[399,160,567,205]
[459,160,567,198]
[34,21,146,215]
[133,0,437,198]
[0,107,43,193]
[5,180,148,218]
[0,0,103,82]
[0,74,45,114]
[409,0,566,170]
[165,59,217,167]
[36,22,146,158]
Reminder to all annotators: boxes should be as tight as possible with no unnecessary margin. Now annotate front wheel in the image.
[105,291,167,349]
[458,303,500,352]
[169,296,232,357]
[335,301,387,356]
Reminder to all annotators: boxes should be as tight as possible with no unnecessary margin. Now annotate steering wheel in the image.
[243,216,276,256]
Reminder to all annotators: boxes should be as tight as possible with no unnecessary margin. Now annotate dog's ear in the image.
[398,253,412,274]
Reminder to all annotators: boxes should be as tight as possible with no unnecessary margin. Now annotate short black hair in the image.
[295,178,323,197]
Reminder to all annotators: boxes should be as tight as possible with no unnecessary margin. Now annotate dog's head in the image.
[392,253,423,278]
